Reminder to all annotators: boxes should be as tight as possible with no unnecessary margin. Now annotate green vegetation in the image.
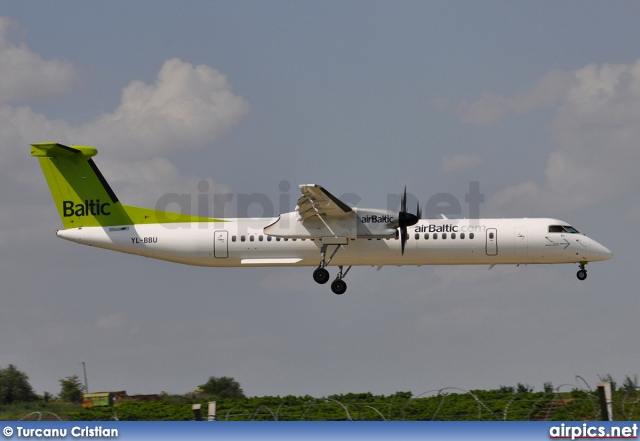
[2,389,639,421]
[0,365,638,421]
[197,376,245,399]
[0,401,83,421]
[61,388,640,421]
[0,365,37,405]
[58,376,84,404]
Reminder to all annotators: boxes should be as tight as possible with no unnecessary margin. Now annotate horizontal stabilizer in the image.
[31,143,97,158]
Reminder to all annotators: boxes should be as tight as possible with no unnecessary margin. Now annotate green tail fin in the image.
[32,143,132,228]
[32,143,225,229]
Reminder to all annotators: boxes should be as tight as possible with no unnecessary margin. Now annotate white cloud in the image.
[80,58,246,206]
[458,93,511,125]
[462,59,640,215]
[442,154,482,174]
[0,17,78,104]
[0,20,249,212]
[99,156,231,210]
[79,58,250,159]
[458,70,575,125]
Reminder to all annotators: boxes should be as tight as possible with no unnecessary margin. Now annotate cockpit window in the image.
[549,225,580,234]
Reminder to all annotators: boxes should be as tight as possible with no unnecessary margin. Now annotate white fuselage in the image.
[56,217,612,268]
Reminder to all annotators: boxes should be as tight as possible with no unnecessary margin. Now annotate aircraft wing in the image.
[296,184,353,221]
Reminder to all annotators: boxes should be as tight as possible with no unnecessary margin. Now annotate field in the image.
[3,389,639,421]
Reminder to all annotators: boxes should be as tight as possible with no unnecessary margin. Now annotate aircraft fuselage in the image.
[56,217,612,268]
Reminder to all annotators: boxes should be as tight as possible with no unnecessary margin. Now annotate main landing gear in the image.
[576,263,588,281]
[313,244,352,295]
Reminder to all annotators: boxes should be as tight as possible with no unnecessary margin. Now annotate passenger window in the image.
[424,233,429,240]
[241,236,246,242]
[267,236,272,241]
[442,233,447,239]
[259,235,263,242]
[284,238,288,241]
[232,235,237,242]
[460,233,465,239]
[415,233,420,240]
[276,237,281,241]
[469,233,474,239]
[489,232,494,239]
[250,236,254,242]
[433,233,438,239]
[451,233,456,239]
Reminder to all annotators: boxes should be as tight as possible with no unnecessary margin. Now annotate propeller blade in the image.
[398,186,421,255]
[401,225,407,255]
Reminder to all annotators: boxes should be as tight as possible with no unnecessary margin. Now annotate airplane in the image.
[31,142,612,295]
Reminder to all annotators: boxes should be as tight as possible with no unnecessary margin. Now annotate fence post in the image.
[193,403,202,421]
[208,401,217,421]
[597,382,613,421]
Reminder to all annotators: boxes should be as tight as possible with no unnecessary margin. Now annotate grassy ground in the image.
[1,389,638,421]
[0,401,83,420]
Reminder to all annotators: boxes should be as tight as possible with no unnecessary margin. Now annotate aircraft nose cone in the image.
[592,241,613,260]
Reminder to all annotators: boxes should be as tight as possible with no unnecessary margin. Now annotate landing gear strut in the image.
[576,263,587,281]
[312,243,351,294]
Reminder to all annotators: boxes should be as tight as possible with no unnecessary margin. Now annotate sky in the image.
[0,1,638,398]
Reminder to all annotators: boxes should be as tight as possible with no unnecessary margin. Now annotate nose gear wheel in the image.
[576,263,587,281]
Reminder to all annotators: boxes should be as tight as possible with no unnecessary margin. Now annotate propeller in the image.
[398,186,421,255]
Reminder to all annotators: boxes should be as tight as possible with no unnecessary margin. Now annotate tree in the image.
[59,375,84,403]
[621,375,639,392]
[0,364,37,404]
[199,376,245,399]
[516,383,533,394]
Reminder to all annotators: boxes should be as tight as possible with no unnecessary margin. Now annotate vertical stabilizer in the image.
[32,143,132,229]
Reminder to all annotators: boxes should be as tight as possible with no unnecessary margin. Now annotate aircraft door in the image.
[214,230,228,258]
[486,228,498,256]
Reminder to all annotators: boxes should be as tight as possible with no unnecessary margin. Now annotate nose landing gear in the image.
[576,262,587,281]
